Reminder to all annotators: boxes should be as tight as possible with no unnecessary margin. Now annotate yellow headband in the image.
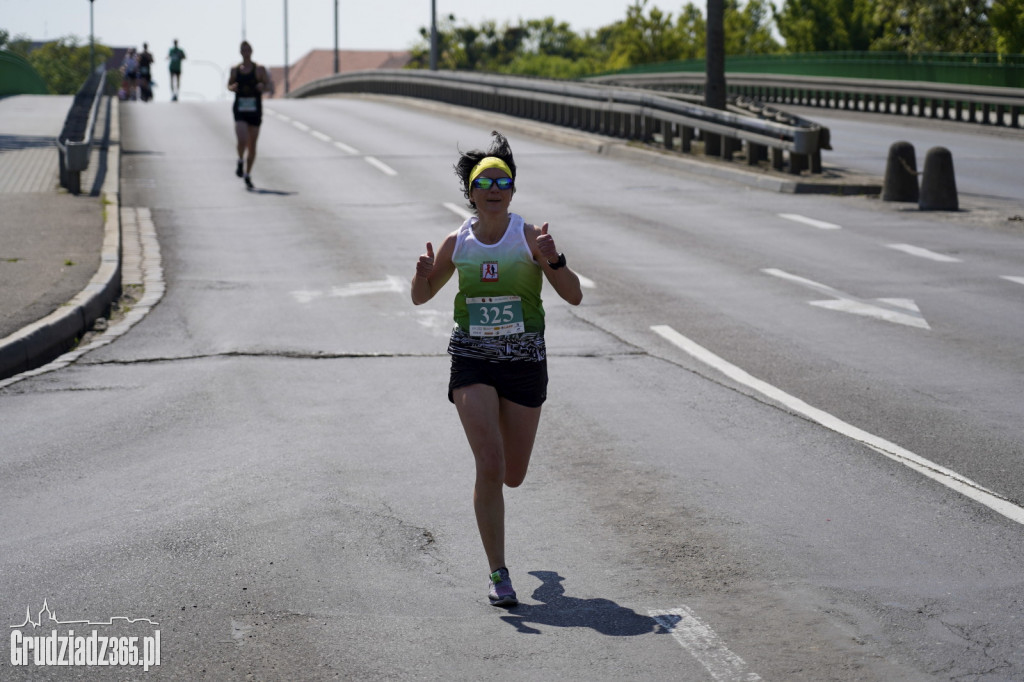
[469,157,513,186]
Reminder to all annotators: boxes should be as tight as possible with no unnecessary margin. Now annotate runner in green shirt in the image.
[167,39,185,101]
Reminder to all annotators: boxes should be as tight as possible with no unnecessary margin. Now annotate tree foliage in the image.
[1,32,112,95]
[407,0,1017,78]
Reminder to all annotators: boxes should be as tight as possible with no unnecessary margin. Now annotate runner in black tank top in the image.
[228,41,272,189]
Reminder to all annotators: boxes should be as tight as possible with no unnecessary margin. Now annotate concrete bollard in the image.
[919,146,959,211]
[882,141,918,202]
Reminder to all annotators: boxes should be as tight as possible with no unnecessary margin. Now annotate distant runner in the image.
[167,39,186,101]
[411,131,582,607]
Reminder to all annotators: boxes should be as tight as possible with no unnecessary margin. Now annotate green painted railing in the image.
[607,52,1024,89]
[0,50,49,96]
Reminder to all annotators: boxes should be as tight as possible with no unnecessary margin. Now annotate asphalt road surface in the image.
[2,95,1023,681]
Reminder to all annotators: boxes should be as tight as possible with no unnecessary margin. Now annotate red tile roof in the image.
[265,49,412,98]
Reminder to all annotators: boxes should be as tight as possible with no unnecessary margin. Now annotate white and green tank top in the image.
[452,213,545,337]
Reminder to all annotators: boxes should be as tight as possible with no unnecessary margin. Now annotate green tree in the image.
[871,0,993,53]
[25,35,111,94]
[989,0,1024,54]
[774,0,877,52]
[607,1,687,70]
[677,3,708,59]
[0,29,34,59]
[724,0,782,54]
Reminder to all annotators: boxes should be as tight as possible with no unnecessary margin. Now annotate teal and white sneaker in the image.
[488,567,517,606]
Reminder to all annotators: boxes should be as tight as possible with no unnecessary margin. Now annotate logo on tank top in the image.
[481,262,499,282]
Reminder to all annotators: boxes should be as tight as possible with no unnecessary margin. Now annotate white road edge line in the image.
[650,607,762,681]
[333,140,359,155]
[778,213,841,230]
[364,156,397,176]
[886,243,963,262]
[650,324,1024,526]
[1001,276,1024,286]
[442,202,472,220]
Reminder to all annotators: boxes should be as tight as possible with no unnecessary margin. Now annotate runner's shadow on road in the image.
[499,570,672,636]
[246,187,297,196]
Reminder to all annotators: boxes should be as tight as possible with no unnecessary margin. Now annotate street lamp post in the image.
[89,0,95,72]
[283,0,289,94]
[430,0,437,71]
[334,0,339,74]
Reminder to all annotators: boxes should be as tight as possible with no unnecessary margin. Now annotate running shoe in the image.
[244,175,253,189]
[488,567,517,606]
[235,160,244,177]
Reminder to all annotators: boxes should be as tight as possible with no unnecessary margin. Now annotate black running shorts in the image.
[448,354,547,408]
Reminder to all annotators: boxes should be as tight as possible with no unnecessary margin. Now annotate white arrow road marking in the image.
[886,243,962,262]
[650,607,761,681]
[292,276,406,303]
[329,276,406,297]
[651,325,1024,527]
[364,156,397,176]
[779,213,841,230]
[1002,276,1024,286]
[763,268,930,329]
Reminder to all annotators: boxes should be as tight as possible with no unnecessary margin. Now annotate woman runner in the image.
[411,132,582,606]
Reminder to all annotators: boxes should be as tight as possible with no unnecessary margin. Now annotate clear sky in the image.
[2,0,639,102]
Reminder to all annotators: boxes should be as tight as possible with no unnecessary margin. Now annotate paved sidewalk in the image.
[0,94,120,379]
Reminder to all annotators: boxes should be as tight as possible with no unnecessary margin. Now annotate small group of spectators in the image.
[120,40,185,102]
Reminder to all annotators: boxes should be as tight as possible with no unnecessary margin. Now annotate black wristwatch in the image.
[547,253,566,270]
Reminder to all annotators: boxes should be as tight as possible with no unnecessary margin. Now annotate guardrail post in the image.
[663,121,675,151]
[704,131,721,157]
[789,152,807,175]
[681,126,693,153]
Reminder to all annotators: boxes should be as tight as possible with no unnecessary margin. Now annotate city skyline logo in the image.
[10,599,159,628]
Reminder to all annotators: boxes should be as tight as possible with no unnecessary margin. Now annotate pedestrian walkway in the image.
[0,94,119,379]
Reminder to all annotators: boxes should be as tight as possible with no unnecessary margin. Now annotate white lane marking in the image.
[886,243,962,263]
[333,140,359,155]
[763,268,929,329]
[364,156,397,176]
[779,213,841,230]
[311,130,331,143]
[650,325,1024,526]
[576,273,596,289]
[291,276,406,303]
[650,607,761,681]
[291,121,310,132]
[1002,276,1024,286]
[443,202,472,220]
[275,113,291,122]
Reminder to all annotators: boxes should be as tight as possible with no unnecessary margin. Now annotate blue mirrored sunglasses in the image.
[471,176,514,190]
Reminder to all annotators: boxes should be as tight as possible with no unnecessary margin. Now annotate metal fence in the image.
[289,69,829,175]
[56,68,107,194]
[589,71,1024,129]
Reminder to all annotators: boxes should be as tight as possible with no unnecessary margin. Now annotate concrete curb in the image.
[338,93,882,196]
[0,97,122,382]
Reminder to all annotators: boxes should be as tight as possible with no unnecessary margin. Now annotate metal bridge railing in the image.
[289,70,829,175]
[590,71,1024,129]
[56,68,107,195]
